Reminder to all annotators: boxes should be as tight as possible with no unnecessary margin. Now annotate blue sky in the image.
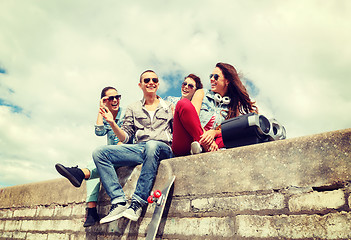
[1,0,350,187]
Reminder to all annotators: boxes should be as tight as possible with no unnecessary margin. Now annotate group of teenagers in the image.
[55,62,258,227]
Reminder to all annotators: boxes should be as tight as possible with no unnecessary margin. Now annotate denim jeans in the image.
[92,140,173,205]
[85,161,101,203]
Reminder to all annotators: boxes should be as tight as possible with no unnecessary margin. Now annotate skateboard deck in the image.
[146,175,176,240]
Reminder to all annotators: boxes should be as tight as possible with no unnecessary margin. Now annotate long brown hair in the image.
[216,62,258,119]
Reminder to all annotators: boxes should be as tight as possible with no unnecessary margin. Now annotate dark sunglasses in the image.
[143,78,159,84]
[182,81,195,89]
[210,74,220,81]
[107,95,121,101]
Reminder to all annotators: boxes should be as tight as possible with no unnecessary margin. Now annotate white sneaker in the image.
[123,201,142,221]
[190,141,202,155]
[100,203,127,224]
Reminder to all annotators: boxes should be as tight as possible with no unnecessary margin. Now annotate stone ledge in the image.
[170,128,351,196]
[1,128,350,209]
[0,178,86,208]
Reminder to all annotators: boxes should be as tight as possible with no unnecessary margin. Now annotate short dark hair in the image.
[139,70,156,82]
[100,86,117,99]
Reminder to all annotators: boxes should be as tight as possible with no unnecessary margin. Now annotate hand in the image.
[199,130,216,146]
[99,96,109,108]
[99,106,114,124]
[207,141,219,152]
[201,140,219,152]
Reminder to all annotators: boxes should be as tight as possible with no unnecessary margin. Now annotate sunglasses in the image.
[182,82,195,89]
[107,95,121,101]
[210,74,220,81]
[143,78,159,84]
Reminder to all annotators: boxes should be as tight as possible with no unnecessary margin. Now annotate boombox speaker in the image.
[221,113,286,148]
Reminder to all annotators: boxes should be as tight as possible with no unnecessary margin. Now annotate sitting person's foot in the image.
[55,163,85,187]
[190,141,202,155]
[123,200,143,221]
[100,202,127,224]
[83,207,100,227]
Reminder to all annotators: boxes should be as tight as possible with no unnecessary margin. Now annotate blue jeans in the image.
[92,140,173,205]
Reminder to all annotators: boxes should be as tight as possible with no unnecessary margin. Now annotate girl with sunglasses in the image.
[172,62,258,156]
[165,74,203,107]
[55,86,132,227]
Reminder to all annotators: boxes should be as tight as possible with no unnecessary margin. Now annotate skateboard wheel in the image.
[147,195,154,204]
[154,190,162,198]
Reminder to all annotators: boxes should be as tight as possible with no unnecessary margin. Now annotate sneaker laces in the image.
[70,165,80,170]
[129,201,142,212]
[109,204,118,213]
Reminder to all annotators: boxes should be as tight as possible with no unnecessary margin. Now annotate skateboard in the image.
[145,175,176,240]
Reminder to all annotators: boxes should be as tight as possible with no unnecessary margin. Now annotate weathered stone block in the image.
[26,233,48,240]
[47,233,70,240]
[146,198,191,216]
[71,203,85,217]
[21,219,84,232]
[0,209,13,218]
[0,231,13,239]
[35,205,55,217]
[13,208,36,218]
[69,233,88,240]
[0,220,5,230]
[12,231,26,239]
[4,220,22,231]
[289,189,345,211]
[54,205,73,217]
[191,193,284,212]
[237,212,351,239]
[163,217,235,238]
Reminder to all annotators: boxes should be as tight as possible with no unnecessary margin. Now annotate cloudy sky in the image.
[1,0,350,187]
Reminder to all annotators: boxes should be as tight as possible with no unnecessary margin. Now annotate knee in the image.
[92,145,107,164]
[144,140,159,153]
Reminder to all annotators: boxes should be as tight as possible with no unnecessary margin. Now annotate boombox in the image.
[221,113,286,148]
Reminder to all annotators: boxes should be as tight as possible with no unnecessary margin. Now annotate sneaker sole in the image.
[100,211,125,224]
[55,164,81,187]
[83,220,98,227]
[83,222,95,227]
[123,211,140,222]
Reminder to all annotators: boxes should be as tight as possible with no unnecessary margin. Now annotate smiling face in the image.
[181,77,197,100]
[139,71,159,96]
[104,89,120,112]
[210,67,229,96]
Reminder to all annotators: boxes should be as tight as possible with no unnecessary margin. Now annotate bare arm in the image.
[191,89,204,115]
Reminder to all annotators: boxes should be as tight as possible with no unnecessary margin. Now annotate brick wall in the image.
[0,128,350,239]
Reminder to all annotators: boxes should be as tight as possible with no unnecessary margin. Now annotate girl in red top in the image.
[172,62,258,156]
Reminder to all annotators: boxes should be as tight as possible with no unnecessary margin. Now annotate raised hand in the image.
[100,96,109,108]
[99,106,114,124]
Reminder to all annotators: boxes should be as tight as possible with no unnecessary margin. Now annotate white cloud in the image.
[0,0,350,186]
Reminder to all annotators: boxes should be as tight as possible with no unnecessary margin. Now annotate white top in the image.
[148,110,156,122]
